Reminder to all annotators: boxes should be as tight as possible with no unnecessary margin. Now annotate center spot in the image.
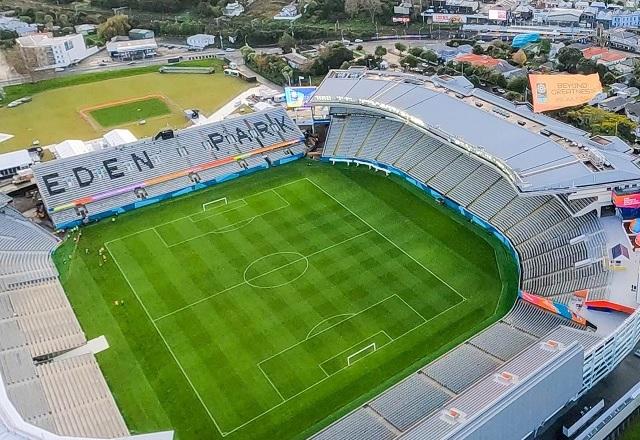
[243,252,309,289]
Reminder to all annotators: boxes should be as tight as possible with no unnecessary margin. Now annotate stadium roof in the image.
[310,70,640,194]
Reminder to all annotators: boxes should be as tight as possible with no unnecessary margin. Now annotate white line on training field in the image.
[304,178,467,302]
[104,242,228,437]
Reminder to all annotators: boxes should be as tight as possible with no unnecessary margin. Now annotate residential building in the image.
[582,46,627,66]
[626,101,640,122]
[598,95,629,112]
[0,15,37,36]
[223,1,245,17]
[129,29,155,40]
[106,36,158,60]
[16,33,98,70]
[454,53,525,77]
[283,50,311,69]
[74,24,97,35]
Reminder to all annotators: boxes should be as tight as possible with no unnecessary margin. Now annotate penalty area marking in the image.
[306,313,355,340]
[103,177,472,437]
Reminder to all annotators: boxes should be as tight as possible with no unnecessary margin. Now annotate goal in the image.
[202,197,227,212]
[347,343,376,366]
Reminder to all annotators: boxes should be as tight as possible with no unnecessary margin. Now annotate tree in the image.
[395,42,407,52]
[98,15,131,41]
[401,54,419,68]
[278,32,296,53]
[422,50,438,63]
[557,47,584,73]
[472,44,484,55]
[565,106,636,142]
[374,46,387,57]
[344,0,360,17]
[539,39,551,55]
[506,76,527,94]
[340,60,351,69]
[359,0,382,23]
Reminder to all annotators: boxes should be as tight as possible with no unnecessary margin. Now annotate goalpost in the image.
[202,197,227,212]
[347,343,377,366]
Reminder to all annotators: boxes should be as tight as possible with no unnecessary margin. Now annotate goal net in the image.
[202,197,227,212]
[347,343,376,366]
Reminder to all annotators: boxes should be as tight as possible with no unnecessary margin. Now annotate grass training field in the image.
[88,97,172,128]
[0,59,250,153]
[55,161,518,440]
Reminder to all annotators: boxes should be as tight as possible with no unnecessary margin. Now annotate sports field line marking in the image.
[231,298,467,437]
[257,294,400,368]
[153,230,374,322]
[257,363,286,402]
[104,177,310,246]
[304,178,467,302]
[104,242,229,437]
[318,330,393,377]
[243,252,310,289]
[306,313,355,340]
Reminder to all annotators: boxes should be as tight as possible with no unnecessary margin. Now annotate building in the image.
[598,9,640,28]
[15,33,98,70]
[0,15,37,36]
[274,2,302,20]
[106,36,158,60]
[0,149,35,178]
[74,24,97,35]
[533,8,583,26]
[283,50,311,69]
[609,28,640,51]
[454,53,526,77]
[625,101,640,122]
[128,28,155,40]
[223,1,245,17]
[582,46,627,66]
[598,95,629,112]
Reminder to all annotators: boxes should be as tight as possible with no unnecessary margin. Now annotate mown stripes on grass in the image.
[55,160,518,440]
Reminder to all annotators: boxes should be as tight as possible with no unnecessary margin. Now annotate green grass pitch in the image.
[54,160,518,440]
[88,97,171,128]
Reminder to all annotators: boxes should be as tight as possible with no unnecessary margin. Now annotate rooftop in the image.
[310,70,640,193]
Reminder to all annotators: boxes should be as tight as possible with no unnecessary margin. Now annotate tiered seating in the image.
[410,146,460,183]
[323,113,610,301]
[0,208,129,438]
[37,354,129,439]
[333,116,375,158]
[356,118,403,159]
[468,322,536,361]
[324,116,346,156]
[369,374,451,430]
[502,300,587,338]
[557,194,598,215]
[422,344,500,394]
[376,125,423,164]
[34,108,305,228]
[310,407,396,440]
[428,154,480,195]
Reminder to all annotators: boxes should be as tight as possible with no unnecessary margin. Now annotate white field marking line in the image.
[304,177,467,302]
[306,313,355,340]
[160,191,292,247]
[257,294,399,368]
[320,330,393,371]
[190,199,248,223]
[153,230,374,322]
[232,299,468,437]
[104,177,310,246]
[202,196,227,211]
[395,294,429,324]
[104,242,228,437]
[257,362,286,402]
[243,252,310,289]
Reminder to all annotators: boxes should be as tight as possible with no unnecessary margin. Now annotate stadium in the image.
[3,68,640,439]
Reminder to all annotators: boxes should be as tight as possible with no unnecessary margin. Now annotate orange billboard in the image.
[529,73,602,113]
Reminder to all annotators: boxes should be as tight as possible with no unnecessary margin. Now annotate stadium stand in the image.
[310,69,628,439]
[33,108,306,229]
[0,199,129,439]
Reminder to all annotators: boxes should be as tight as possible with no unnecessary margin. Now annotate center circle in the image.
[243,252,309,289]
